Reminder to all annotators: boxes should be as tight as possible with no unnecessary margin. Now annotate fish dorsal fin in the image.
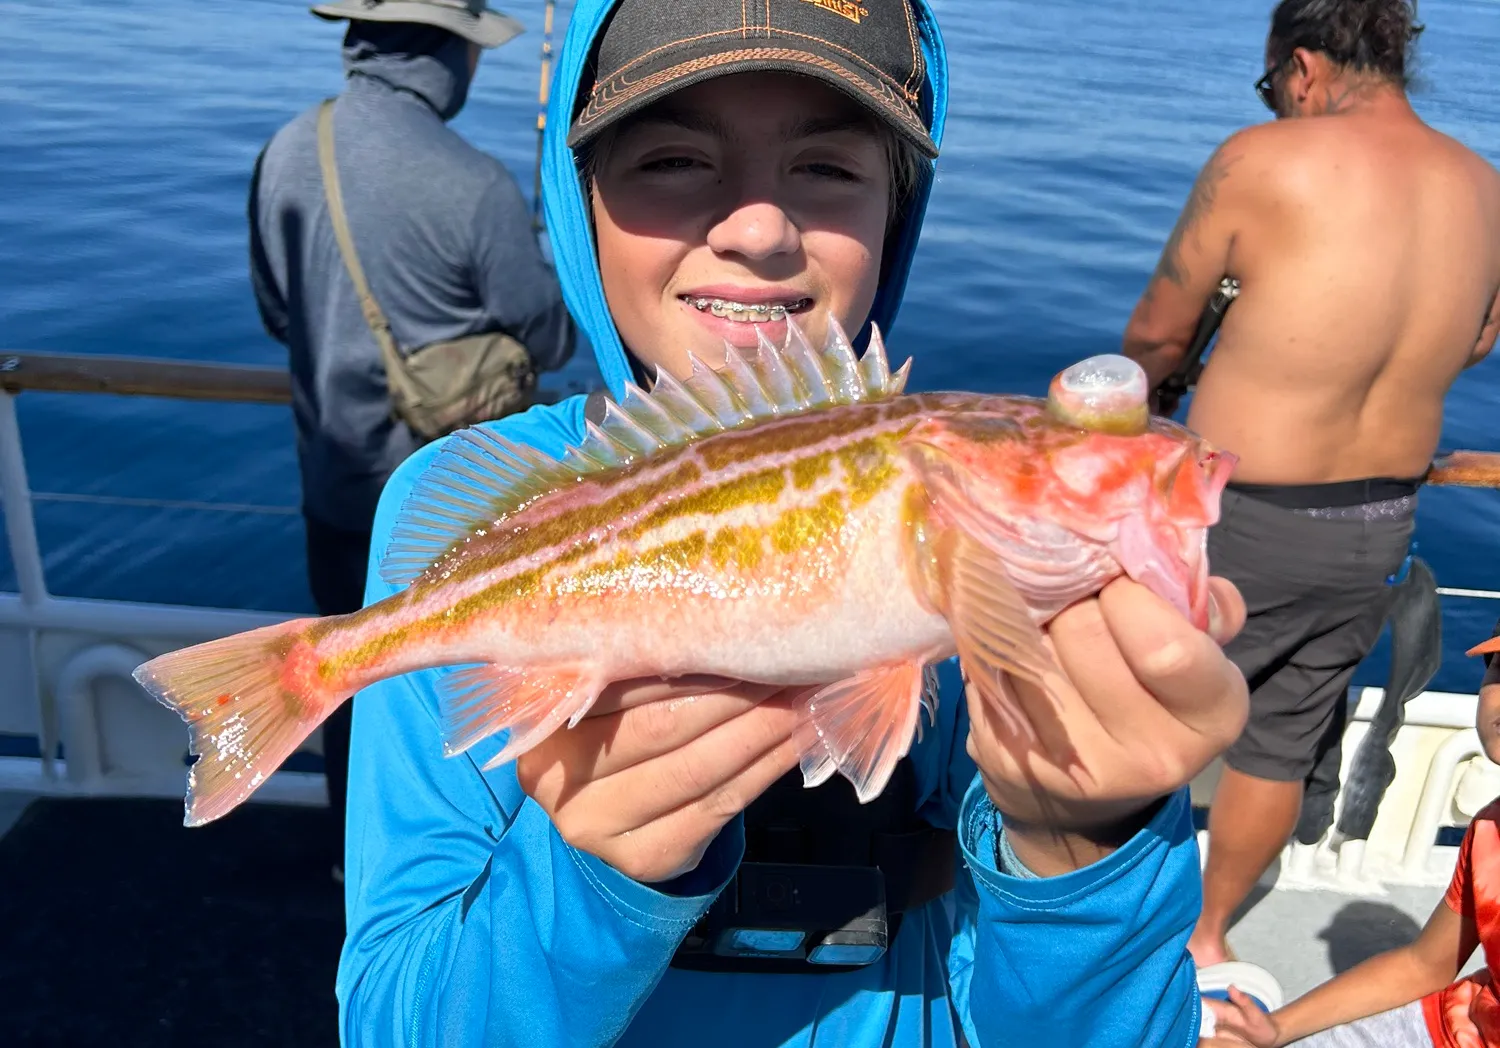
[379,319,911,586]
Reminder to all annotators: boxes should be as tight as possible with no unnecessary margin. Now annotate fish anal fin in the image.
[807,659,929,804]
[436,663,603,771]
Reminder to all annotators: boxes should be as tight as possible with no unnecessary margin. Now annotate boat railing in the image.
[0,351,301,633]
[0,351,316,806]
[3,348,1500,894]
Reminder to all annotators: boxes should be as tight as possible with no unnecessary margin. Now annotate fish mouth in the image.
[678,294,814,325]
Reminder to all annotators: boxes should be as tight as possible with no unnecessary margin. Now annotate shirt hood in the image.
[342,21,475,122]
[538,0,949,400]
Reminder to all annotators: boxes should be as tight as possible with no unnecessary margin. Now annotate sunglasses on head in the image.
[1256,43,1332,112]
[1255,60,1286,111]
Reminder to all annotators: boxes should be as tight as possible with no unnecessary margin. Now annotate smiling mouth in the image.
[681,296,813,324]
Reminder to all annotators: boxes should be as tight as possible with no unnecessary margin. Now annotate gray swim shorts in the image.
[1209,486,1415,783]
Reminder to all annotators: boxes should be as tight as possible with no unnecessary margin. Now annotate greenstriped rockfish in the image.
[134,323,1236,826]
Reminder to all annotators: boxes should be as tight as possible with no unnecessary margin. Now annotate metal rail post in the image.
[0,390,47,606]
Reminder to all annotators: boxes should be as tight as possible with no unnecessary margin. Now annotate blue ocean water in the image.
[1,0,1498,692]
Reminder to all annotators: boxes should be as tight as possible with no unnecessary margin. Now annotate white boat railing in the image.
[3,349,1500,894]
[0,353,313,803]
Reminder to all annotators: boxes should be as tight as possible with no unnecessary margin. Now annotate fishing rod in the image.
[1152,275,1239,416]
[530,0,557,234]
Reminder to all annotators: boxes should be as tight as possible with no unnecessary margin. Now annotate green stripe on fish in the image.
[379,319,910,588]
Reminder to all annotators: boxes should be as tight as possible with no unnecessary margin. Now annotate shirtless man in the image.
[1122,0,1500,969]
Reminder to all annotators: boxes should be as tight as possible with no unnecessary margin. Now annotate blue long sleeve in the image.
[336,403,741,1047]
[948,781,1203,1047]
[335,658,744,1047]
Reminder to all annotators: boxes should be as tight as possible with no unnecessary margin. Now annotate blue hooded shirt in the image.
[336,2,1206,1044]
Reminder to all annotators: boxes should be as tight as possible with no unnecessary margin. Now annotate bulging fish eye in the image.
[1046,354,1150,436]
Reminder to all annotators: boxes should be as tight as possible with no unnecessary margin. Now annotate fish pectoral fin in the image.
[436,663,603,770]
[807,660,930,804]
[940,529,1066,749]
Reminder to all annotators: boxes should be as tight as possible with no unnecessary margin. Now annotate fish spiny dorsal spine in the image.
[378,319,912,587]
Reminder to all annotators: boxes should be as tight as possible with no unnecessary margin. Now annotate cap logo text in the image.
[797,0,870,25]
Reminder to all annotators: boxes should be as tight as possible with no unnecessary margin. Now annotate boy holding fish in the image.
[134,0,1254,1044]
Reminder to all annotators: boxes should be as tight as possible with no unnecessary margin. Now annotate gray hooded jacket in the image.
[250,22,574,533]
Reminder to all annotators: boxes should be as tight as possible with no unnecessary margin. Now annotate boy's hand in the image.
[967,575,1249,874]
[1203,988,1281,1047]
[516,676,811,884]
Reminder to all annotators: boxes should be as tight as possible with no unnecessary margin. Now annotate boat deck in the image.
[0,785,1459,1044]
[0,790,343,1048]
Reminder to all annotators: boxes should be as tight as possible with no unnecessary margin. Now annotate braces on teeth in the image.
[686,297,807,321]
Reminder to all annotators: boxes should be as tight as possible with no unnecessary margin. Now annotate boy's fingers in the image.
[1202,997,1240,1023]
[583,689,776,777]
[588,693,808,827]
[1206,576,1246,645]
[1099,579,1248,736]
[586,675,754,716]
[608,731,805,884]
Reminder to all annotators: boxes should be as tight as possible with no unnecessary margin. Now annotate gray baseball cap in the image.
[310,0,525,49]
[567,0,937,158]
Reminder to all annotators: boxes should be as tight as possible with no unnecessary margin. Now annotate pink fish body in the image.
[134,325,1235,826]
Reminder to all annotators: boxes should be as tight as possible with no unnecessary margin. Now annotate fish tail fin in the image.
[1429,451,1500,488]
[132,617,333,827]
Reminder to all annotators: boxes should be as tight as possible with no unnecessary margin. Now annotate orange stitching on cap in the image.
[766,28,917,101]
[575,48,929,139]
[603,29,754,81]
[898,0,922,95]
[592,26,916,107]
[582,53,924,136]
[593,15,917,104]
[797,0,870,25]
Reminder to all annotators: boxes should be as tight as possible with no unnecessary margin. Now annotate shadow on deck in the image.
[0,794,342,1048]
[1221,855,1446,999]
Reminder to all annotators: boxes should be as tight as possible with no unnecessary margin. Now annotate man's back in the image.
[250,23,573,533]
[1122,0,1500,974]
[1186,106,1500,484]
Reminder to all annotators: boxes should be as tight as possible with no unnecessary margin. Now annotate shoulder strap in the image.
[315,98,404,361]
